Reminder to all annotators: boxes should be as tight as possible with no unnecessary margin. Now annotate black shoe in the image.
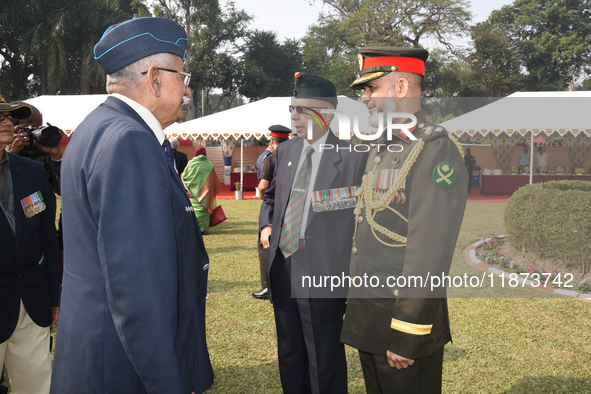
[0,384,8,394]
[252,288,269,299]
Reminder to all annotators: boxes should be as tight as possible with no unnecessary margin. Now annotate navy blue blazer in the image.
[259,131,367,319]
[50,97,213,394]
[0,153,62,343]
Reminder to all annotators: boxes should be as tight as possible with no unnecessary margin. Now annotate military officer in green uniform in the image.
[340,47,468,393]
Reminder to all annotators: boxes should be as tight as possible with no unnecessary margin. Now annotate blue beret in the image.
[94,17,187,75]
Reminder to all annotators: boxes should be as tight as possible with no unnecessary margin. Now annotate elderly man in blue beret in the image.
[50,17,213,394]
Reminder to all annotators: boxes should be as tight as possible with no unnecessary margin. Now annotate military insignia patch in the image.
[433,162,456,188]
[357,54,364,71]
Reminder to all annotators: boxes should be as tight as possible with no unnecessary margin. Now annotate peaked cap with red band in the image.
[268,124,291,138]
[351,47,429,90]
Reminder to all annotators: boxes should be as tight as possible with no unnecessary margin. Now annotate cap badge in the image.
[357,54,364,71]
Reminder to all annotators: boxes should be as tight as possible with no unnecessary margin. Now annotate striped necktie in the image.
[279,146,314,258]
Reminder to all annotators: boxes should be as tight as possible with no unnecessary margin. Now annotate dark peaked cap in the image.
[0,96,32,119]
[268,125,291,138]
[293,72,338,107]
[94,17,188,75]
[351,47,429,90]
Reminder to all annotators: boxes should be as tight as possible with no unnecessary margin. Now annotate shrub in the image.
[504,180,591,275]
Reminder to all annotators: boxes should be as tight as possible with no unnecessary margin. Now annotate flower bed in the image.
[476,234,590,295]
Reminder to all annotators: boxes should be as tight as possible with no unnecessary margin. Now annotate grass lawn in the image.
[6,199,586,393]
[202,200,591,393]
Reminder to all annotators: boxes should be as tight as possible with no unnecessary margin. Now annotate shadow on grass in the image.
[207,360,282,393]
[502,376,591,393]
[443,346,468,362]
[208,279,260,293]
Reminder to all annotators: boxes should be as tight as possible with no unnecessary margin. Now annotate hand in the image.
[33,141,63,161]
[260,225,272,249]
[386,350,414,369]
[51,307,60,326]
[6,128,29,155]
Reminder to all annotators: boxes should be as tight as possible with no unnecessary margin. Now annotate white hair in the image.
[106,53,179,93]
[169,137,179,150]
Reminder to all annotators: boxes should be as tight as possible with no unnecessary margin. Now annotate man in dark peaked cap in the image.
[259,72,367,393]
[50,17,213,394]
[340,47,468,394]
[253,124,291,300]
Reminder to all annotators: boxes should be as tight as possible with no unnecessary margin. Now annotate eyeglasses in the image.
[141,67,191,87]
[288,106,327,114]
[0,113,18,126]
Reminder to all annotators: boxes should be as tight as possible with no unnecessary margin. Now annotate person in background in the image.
[0,97,62,394]
[252,124,290,299]
[182,147,221,235]
[535,146,548,168]
[6,103,63,251]
[464,148,476,193]
[259,72,367,393]
[169,136,188,174]
[516,144,531,171]
[50,17,213,394]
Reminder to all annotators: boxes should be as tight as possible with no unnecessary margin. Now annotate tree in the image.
[303,0,472,94]
[240,30,303,101]
[484,0,591,91]
[468,21,524,97]
[187,0,251,116]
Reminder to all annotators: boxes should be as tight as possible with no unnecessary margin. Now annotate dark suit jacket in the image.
[50,96,213,394]
[259,131,367,319]
[174,149,188,175]
[0,153,62,343]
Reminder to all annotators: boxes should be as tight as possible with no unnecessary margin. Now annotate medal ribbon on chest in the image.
[20,191,46,218]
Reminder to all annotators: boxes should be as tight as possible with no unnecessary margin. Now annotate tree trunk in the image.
[81,56,90,94]
[42,52,48,95]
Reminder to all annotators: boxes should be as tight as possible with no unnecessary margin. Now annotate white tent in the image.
[441,91,591,183]
[25,95,109,135]
[441,91,591,139]
[164,95,372,140]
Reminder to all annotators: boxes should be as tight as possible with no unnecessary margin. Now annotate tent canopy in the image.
[25,95,108,135]
[164,96,372,140]
[441,92,591,138]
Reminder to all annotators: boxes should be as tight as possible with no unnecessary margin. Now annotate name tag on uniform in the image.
[311,186,358,212]
[20,191,46,218]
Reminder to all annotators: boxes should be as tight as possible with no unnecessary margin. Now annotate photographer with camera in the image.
[5,102,63,252]
[6,103,62,198]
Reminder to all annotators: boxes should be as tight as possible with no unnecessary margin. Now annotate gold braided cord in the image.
[370,211,407,247]
[448,132,464,158]
[354,138,425,247]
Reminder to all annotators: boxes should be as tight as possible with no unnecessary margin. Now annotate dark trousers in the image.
[257,231,267,288]
[270,251,347,394]
[358,346,444,394]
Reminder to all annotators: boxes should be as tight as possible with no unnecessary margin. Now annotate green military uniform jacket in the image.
[341,113,468,360]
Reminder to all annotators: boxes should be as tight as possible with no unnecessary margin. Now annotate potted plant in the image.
[235,182,243,200]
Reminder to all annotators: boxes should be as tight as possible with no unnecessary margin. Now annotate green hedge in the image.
[504,180,591,275]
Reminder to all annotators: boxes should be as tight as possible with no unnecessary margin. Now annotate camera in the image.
[21,125,62,148]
